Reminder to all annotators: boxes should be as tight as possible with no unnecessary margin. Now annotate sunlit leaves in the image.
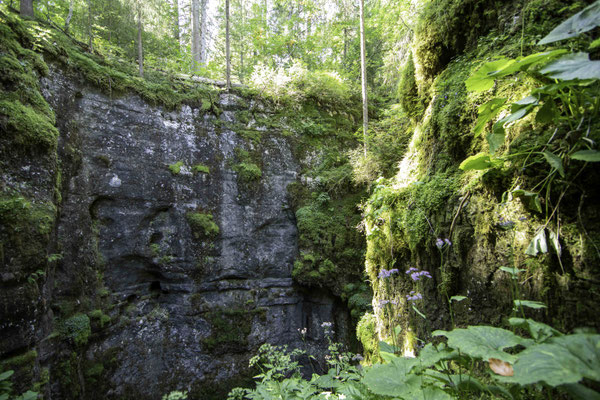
[474,98,507,136]
[362,357,420,397]
[511,189,542,213]
[466,59,515,92]
[513,300,547,310]
[540,53,600,80]
[459,153,500,171]
[538,1,600,44]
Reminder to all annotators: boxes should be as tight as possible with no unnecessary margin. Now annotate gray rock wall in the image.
[33,68,349,399]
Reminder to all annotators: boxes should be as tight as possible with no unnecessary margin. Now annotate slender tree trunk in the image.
[137,1,144,77]
[20,0,34,18]
[87,0,93,51]
[199,0,208,65]
[64,0,74,33]
[226,0,231,91]
[359,0,368,156]
[191,0,200,69]
[343,27,348,63]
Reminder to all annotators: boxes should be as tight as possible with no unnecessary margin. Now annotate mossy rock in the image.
[186,212,219,239]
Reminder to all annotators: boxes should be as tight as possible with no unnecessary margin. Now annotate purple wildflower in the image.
[406,292,423,302]
[435,238,444,249]
[444,239,452,246]
[410,270,432,281]
[379,268,399,279]
[378,299,390,308]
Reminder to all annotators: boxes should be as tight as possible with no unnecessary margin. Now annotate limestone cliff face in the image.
[1,67,350,399]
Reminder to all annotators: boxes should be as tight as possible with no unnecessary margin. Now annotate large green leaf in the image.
[540,53,600,80]
[433,326,532,363]
[508,317,562,342]
[539,1,600,44]
[402,386,453,400]
[474,98,507,136]
[466,59,515,92]
[416,343,459,370]
[489,50,567,76]
[572,149,600,162]
[503,334,600,387]
[487,132,505,154]
[362,357,421,397]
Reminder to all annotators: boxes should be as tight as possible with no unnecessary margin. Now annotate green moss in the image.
[201,308,266,353]
[88,309,111,328]
[233,162,262,182]
[193,164,210,174]
[356,313,380,363]
[0,350,37,371]
[60,313,91,346]
[168,161,185,175]
[0,99,59,150]
[186,212,219,238]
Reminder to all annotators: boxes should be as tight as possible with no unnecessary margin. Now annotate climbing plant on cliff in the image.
[460,0,600,258]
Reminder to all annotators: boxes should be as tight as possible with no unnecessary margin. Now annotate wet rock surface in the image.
[29,68,350,398]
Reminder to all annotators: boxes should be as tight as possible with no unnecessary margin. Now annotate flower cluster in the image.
[406,267,432,281]
[498,216,515,229]
[297,327,307,338]
[378,268,399,279]
[435,238,452,249]
[406,291,422,302]
[377,299,398,308]
[321,321,333,335]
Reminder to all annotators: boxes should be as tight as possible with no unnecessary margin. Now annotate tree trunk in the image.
[359,0,368,156]
[199,0,208,65]
[191,0,200,69]
[20,0,34,18]
[226,0,231,90]
[87,0,93,51]
[137,1,144,77]
[64,0,74,33]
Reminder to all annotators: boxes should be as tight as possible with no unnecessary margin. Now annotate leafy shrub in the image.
[233,162,262,182]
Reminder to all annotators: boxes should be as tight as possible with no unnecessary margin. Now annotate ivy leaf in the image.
[508,318,562,342]
[459,153,494,171]
[525,228,548,256]
[433,326,532,363]
[542,151,565,177]
[474,98,507,136]
[514,300,547,310]
[572,149,600,162]
[538,2,600,44]
[502,334,600,386]
[466,59,515,92]
[540,53,600,80]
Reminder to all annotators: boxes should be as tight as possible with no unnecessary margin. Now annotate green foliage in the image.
[60,313,91,346]
[233,162,262,182]
[186,212,219,239]
[356,313,379,363]
[168,161,185,175]
[0,370,37,400]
